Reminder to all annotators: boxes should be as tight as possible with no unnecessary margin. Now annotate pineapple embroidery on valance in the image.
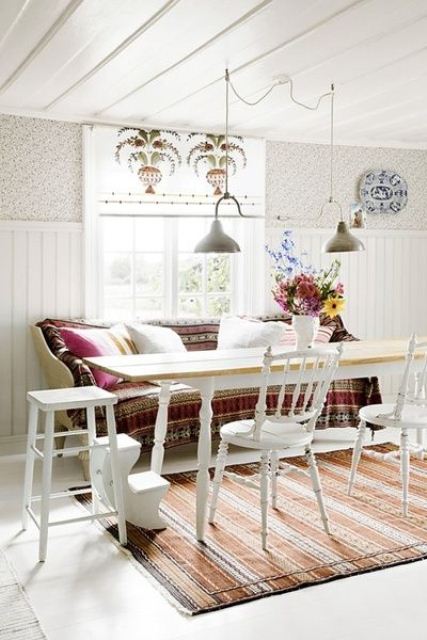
[94,125,264,218]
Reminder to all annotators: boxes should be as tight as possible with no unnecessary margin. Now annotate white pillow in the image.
[125,323,186,354]
[217,317,284,350]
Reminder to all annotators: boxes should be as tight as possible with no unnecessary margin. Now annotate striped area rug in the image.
[76,444,427,615]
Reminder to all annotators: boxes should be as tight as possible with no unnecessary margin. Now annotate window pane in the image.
[103,298,133,321]
[135,254,163,295]
[135,219,164,252]
[207,296,231,317]
[104,253,131,297]
[178,255,203,293]
[207,255,231,293]
[135,297,163,319]
[103,219,133,251]
[178,219,207,252]
[178,296,203,317]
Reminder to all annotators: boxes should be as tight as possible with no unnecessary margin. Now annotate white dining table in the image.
[84,338,421,542]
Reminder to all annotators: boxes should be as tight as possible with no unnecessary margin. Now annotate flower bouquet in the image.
[266,230,345,348]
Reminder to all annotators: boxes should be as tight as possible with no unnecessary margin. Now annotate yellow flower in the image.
[323,296,345,318]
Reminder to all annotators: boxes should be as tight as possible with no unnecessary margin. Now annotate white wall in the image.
[0,222,84,439]
[2,117,427,439]
[0,114,83,441]
[0,114,82,222]
[265,227,427,338]
[265,139,427,398]
[266,140,427,230]
[265,139,427,337]
[265,226,427,399]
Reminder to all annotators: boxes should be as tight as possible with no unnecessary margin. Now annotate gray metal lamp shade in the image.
[194,218,240,253]
[194,192,242,253]
[322,220,365,253]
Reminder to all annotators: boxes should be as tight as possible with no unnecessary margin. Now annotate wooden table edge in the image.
[83,348,416,383]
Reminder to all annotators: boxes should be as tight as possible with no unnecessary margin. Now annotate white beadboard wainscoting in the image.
[0,221,83,441]
[265,227,427,398]
[1,222,425,442]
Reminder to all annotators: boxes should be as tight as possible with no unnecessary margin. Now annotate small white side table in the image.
[22,386,127,562]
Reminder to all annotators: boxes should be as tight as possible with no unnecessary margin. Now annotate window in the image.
[85,125,265,321]
[101,216,239,320]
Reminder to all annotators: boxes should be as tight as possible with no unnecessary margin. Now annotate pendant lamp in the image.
[194,69,244,253]
[322,84,365,254]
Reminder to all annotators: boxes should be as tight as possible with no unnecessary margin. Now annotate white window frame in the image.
[83,125,266,320]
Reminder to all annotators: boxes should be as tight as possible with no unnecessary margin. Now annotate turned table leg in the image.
[150,381,172,475]
[195,377,214,542]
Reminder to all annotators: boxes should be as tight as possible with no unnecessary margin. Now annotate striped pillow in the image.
[279,322,334,346]
[60,324,137,388]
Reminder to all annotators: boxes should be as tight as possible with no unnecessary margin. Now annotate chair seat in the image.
[27,386,117,411]
[220,419,312,450]
[360,403,427,429]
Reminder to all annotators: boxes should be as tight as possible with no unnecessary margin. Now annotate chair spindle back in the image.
[252,343,343,440]
[394,335,427,419]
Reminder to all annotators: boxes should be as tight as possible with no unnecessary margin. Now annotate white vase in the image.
[292,315,319,350]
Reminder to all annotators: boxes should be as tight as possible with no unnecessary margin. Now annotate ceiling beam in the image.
[0,0,31,52]
[95,0,273,116]
[231,25,427,136]
[0,0,84,94]
[45,0,183,110]
[136,0,368,124]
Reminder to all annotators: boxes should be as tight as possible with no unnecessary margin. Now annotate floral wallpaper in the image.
[2,113,427,230]
[266,141,427,230]
[0,114,82,222]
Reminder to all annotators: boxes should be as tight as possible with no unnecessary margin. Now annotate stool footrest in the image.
[25,505,118,529]
[52,443,110,456]
[35,429,88,440]
[31,443,110,459]
[31,487,93,502]
[49,511,118,527]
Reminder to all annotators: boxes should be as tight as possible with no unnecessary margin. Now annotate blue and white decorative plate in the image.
[359,170,408,214]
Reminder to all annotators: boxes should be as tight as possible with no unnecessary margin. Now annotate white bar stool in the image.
[22,386,127,562]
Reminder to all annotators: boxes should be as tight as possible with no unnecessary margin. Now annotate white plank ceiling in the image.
[0,0,426,147]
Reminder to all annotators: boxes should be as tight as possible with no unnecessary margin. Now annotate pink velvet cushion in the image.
[60,325,136,389]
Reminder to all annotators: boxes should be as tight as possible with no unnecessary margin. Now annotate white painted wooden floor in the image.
[2,428,427,640]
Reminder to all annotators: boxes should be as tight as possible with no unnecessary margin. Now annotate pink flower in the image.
[297,281,318,298]
[335,282,344,295]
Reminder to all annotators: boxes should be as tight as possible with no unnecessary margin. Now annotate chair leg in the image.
[260,452,269,550]
[86,407,100,516]
[348,420,366,496]
[416,428,425,460]
[22,404,38,530]
[54,421,67,458]
[208,440,228,524]
[305,446,330,535]
[39,411,55,562]
[270,450,279,509]
[401,428,410,517]
[106,405,127,546]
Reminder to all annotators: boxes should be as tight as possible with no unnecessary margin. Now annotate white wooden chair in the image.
[209,344,343,550]
[348,334,427,516]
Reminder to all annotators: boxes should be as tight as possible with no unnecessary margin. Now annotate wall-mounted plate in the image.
[359,170,408,213]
